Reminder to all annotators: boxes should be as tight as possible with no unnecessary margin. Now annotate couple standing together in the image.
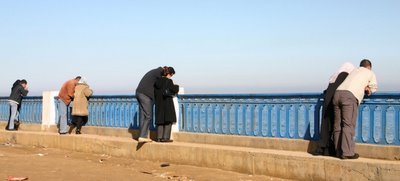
[136,66,179,143]
[315,59,378,159]
[58,76,93,135]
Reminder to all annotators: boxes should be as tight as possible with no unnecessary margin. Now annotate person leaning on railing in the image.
[58,76,81,135]
[6,79,29,131]
[154,67,179,142]
[135,66,172,143]
[70,78,93,134]
[314,62,355,156]
[333,59,378,160]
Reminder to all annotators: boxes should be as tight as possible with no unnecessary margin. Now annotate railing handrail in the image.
[180,92,400,98]
[0,96,43,99]
[1,92,399,100]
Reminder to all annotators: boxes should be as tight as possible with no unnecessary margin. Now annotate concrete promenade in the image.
[0,122,399,181]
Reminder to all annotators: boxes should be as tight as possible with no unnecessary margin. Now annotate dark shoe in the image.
[161,139,173,143]
[312,148,325,156]
[76,129,81,134]
[155,138,163,142]
[68,125,76,134]
[14,121,20,130]
[5,128,17,131]
[59,132,68,135]
[340,153,359,160]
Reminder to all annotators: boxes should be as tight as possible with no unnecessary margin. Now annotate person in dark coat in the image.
[136,66,170,143]
[154,67,179,142]
[6,79,29,131]
[314,62,355,156]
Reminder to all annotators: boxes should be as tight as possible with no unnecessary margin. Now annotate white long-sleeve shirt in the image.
[337,67,378,104]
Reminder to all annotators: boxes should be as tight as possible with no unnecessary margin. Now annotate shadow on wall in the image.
[307,95,324,154]
[128,112,139,139]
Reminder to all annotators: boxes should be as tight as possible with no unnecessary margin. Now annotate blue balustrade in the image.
[178,93,400,145]
[0,96,42,124]
[0,97,10,121]
[54,95,148,129]
[1,93,399,145]
[86,95,141,128]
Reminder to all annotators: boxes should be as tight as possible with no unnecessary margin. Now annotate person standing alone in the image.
[136,66,170,143]
[333,59,377,159]
[6,79,28,131]
[314,62,355,156]
[58,76,81,135]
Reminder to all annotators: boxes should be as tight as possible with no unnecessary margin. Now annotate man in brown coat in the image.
[58,76,81,134]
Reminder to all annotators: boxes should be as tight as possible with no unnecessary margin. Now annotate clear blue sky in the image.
[1,1,399,96]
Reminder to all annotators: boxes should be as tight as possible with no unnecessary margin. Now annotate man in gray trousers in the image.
[136,66,167,143]
[333,59,378,159]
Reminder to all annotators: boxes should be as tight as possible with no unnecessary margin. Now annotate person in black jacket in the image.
[136,66,170,143]
[6,79,29,131]
[154,67,179,142]
[314,63,354,156]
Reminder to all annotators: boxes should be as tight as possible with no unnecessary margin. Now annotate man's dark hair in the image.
[162,66,176,76]
[167,67,175,75]
[13,80,20,86]
[20,79,27,84]
[75,76,82,80]
[360,59,372,68]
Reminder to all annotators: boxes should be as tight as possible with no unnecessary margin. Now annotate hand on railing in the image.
[365,86,372,96]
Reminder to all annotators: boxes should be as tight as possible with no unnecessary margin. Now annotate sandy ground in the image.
[0,142,290,181]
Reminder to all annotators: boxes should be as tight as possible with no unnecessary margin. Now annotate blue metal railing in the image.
[179,93,322,140]
[55,95,140,129]
[87,95,140,128]
[178,93,400,145]
[0,96,43,124]
[54,95,145,129]
[1,93,399,145]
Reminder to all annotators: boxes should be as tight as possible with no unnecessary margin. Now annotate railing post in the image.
[41,91,59,129]
[171,87,184,139]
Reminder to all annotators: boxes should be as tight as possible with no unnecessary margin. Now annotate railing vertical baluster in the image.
[382,106,387,144]
[285,105,290,138]
[397,107,400,145]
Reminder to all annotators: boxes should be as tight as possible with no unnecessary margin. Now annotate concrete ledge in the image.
[173,132,400,161]
[0,130,399,181]
[0,122,144,139]
[2,122,399,161]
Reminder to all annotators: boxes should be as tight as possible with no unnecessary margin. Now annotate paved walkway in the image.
[0,142,288,181]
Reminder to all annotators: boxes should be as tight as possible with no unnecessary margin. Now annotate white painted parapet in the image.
[41,91,59,129]
[171,87,184,139]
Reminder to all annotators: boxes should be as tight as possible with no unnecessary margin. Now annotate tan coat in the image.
[72,83,93,116]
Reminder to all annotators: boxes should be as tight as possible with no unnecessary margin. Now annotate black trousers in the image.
[157,124,172,140]
[72,116,88,130]
[314,83,337,156]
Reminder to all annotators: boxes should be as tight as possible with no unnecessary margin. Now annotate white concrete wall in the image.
[41,91,59,129]
[171,87,184,139]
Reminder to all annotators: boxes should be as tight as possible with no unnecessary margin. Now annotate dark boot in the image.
[68,124,76,134]
[14,121,20,130]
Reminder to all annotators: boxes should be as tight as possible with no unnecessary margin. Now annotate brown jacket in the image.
[72,83,93,116]
[58,79,78,105]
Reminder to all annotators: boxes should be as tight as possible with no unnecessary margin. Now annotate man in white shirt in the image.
[333,59,378,159]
